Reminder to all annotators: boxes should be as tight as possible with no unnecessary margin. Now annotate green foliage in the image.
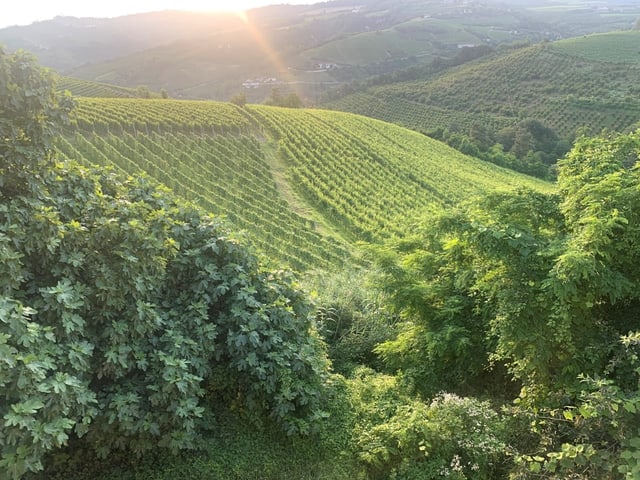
[370,130,640,476]
[347,368,509,480]
[368,187,563,397]
[249,106,550,245]
[264,88,303,109]
[61,98,548,271]
[372,130,640,396]
[58,127,351,272]
[229,92,247,107]
[135,85,152,99]
[0,162,330,477]
[324,40,640,174]
[28,392,359,480]
[426,117,567,178]
[513,332,640,479]
[307,269,398,373]
[0,47,74,192]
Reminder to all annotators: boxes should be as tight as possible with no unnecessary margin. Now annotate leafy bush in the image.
[308,269,397,373]
[347,368,509,480]
[0,48,329,479]
[369,130,640,476]
[513,331,640,479]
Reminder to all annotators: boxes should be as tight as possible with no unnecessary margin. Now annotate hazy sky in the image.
[1,1,313,28]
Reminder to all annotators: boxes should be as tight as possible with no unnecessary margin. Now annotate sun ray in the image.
[239,11,303,101]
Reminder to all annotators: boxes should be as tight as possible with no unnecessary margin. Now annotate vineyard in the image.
[551,31,640,64]
[57,76,143,98]
[324,92,513,135]
[59,98,550,271]
[324,34,640,140]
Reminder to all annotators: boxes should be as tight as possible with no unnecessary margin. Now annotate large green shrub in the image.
[0,47,74,191]
[0,48,329,479]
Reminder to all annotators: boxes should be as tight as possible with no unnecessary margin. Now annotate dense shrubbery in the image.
[346,368,510,480]
[426,118,570,179]
[309,269,398,373]
[0,48,330,479]
[370,130,640,478]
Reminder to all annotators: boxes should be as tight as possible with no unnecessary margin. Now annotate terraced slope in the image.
[58,76,143,98]
[61,98,552,271]
[324,32,640,140]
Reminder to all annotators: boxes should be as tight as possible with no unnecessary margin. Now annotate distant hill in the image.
[0,11,247,71]
[552,30,640,64]
[59,98,551,271]
[3,0,638,102]
[322,31,640,176]
[64,0,554,101]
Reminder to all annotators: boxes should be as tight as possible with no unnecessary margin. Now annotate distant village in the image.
[242,63,338,88]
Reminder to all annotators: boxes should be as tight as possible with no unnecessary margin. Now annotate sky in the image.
[1,1,312,29]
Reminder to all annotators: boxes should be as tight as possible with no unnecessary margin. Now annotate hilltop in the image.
[57,76,153,98]
[59,97,551,271]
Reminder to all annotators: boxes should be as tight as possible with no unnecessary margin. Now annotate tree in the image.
[370,187,561,398]
[264,88,303,108]
[283,92,303,108]
[265,87,284,106]
[229,92,247,107]
[136,85,151,99]
[371,130,640,395]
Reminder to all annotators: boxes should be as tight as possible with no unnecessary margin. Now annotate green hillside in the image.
[551,30,640,64]
[323,32,640,174]
[57,76,143,98]
[4,1,639,103]
[61,0,546,101]
[60,98,551,271]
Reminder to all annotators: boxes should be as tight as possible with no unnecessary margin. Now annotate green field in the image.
[60,98,550,272]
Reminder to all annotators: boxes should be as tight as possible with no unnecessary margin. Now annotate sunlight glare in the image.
[173,1,263,16]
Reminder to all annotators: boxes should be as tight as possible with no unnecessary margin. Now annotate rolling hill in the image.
[59,98,552,272]
[57,76,147,98]
[322,31,640,172]
[0,11,248,71]
[4,0,639,102]
[62,0,538,102]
